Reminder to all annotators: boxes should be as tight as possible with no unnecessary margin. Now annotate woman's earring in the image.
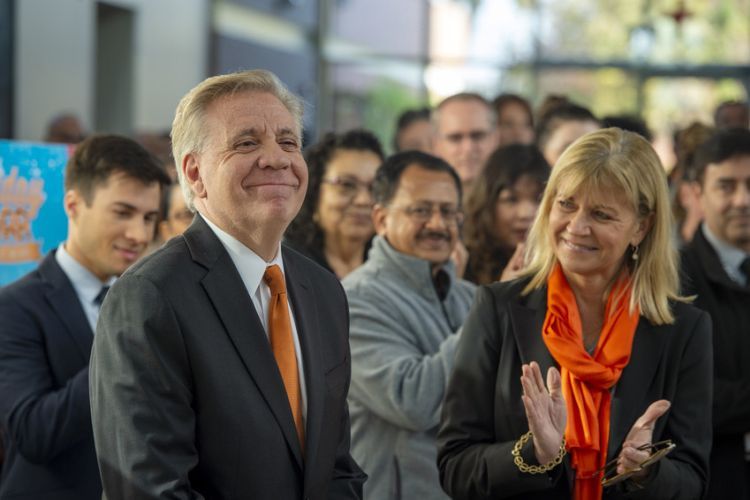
[631,244,639,261]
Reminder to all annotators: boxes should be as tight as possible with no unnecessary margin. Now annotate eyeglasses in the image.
[394,204,464,226]
[321,176,373,198]
[582,440,676,487]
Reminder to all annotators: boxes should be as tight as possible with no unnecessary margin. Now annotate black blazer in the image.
[0,252,101,500]
[681,226,750,500]
[437,279,713,500]
[90,216,366,499]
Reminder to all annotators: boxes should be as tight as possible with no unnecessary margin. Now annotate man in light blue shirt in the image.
[0,134,168,499]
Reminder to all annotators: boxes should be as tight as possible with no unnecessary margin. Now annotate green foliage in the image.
[511,0,749,138]
[540,0,748,64]
[362,78,424,154]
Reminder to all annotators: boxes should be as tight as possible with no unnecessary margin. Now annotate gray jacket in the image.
[343,236,476,500]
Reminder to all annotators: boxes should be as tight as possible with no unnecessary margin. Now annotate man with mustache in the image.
[0,134,168,499]
[681,127,750,499]
[342,151,476,499]
[89,70,365,499]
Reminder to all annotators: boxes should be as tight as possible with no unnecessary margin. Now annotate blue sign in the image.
[0,140,70,286]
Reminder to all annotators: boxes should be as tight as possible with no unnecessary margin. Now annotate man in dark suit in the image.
[0,135,169,499]
[90,69,366,499]
[681,127,750,499]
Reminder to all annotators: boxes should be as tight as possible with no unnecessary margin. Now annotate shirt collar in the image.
[702,223,749,280]
[201,214,284,296]
[55,243,115,305]
[369,235,455,301]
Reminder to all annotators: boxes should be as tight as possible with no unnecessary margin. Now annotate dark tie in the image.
[94,286,110,307]
[740,256,750,285]
[263,265,304,450]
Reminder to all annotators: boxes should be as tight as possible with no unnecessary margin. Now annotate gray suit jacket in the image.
[90,216,365,499]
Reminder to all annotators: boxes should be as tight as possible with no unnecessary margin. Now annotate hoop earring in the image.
[631,244,639,261]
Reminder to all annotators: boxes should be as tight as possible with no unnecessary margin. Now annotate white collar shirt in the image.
[703,223,750,286]
[55,244,115,333]
[201,214,308,422]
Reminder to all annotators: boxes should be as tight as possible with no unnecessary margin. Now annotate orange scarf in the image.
[542,264,640,500]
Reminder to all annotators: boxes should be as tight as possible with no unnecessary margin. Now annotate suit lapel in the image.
[509,286,575,486]
[508,286,670,473]
[186,218,304,468]
[509,288,556,372]
[607,319,667,459]
[39,253,94,361]
[283,248,325,488]
[692,226,748,292]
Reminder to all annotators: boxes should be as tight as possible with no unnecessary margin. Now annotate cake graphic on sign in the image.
[0,166,46,263]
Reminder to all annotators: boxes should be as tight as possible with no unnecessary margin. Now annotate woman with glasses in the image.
[463,144,550,285]
[437,128,712,499]
[286,129,384,279]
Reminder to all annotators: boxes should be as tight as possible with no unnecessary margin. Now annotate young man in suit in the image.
[0,134,169,499]
[681,127,750,499]
[90,70,366,499]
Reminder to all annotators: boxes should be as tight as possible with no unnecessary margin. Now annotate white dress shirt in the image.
[202,215,308,423]
[55,244,116,333]
[703,224,750,286]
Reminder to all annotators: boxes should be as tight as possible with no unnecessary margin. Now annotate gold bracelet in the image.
[511,431,567,474]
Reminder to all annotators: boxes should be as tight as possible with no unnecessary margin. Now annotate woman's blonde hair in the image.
[522,128,686,324]
[171,69,304,210]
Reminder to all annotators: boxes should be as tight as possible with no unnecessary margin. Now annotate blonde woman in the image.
[438,128,712,499]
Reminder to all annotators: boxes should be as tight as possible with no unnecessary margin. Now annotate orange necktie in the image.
[263,265,305,450]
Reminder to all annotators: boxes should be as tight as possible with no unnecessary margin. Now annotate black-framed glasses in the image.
[394,204,464,226]
[582,440,676,487]
[321,176,373,198]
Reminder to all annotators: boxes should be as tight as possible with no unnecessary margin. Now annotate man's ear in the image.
[682,180,704,203]
[372,204,388,236]
[63,189,82,220]
[183,153,206,199]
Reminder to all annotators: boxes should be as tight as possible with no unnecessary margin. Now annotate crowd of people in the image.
[0,68,748,500]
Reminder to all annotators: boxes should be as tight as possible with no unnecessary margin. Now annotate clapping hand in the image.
[615,400,671,478]
[520,361,567,464]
